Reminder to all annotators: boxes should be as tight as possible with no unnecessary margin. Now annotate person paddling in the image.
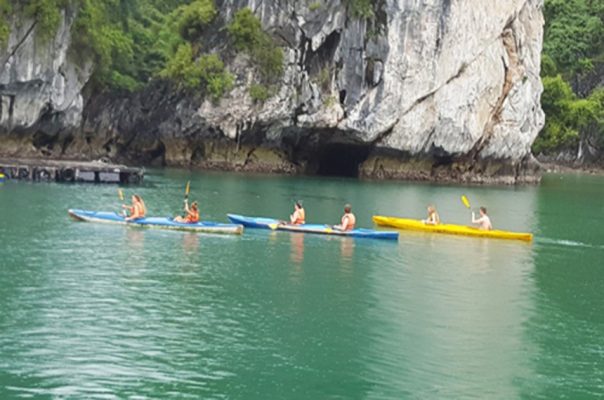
[123,194,146,221]
[289,201,306,225]
[472,206,493,230]
[423,205,440,225]
[174,199,200,224]
[334,204,356,231]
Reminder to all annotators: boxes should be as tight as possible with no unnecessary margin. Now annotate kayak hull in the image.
[228,214,398,240]
[372,216,532,242]
[69,209,244,234]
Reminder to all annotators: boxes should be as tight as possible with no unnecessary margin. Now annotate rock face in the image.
[0,0,546,184]
[0,5,91,157]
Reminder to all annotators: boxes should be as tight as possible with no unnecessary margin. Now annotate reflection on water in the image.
[340,237,355,263]
[125,228,145,250]
[289,233,304,264]
[268,230,279,244]
[182,232,199,252]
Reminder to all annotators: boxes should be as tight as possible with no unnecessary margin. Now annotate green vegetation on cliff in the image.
[536,0,604,155]
[1,0,282,98]
[160,44,233,98]
[534,75,604,153]
[227,8,284,82]
[346,0,374,19]
[158,0,234,99]
[249,83,270,103]
[0,0,10,46]
[176,0,216,42]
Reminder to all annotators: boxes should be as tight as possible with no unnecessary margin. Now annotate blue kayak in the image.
[227,214,399,240]
[69,209,244,234]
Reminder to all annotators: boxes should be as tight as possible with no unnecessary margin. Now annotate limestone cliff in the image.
[0,4,91,156]
[0,0,545,183]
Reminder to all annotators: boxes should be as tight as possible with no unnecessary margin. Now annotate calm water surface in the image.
[0,171,603,399]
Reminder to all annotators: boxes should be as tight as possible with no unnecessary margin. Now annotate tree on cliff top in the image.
[535,0,604,157]
[543,0,603,77]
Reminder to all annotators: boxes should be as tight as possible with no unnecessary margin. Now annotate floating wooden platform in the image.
[0,158,144,184]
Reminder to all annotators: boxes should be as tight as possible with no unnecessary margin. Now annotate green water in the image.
[0,171,603,399]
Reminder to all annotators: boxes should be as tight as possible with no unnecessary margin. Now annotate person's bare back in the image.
[472,207,493,230]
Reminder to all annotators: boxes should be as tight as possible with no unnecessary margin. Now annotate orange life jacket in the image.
[342,213,356,231]
[186,209,199,223]
[293,209,305,225]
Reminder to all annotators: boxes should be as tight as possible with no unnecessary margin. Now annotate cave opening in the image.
[315,143,371,177]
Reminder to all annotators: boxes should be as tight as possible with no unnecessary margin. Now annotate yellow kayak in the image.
[372,216,533,242]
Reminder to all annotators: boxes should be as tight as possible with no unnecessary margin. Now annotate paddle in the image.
[176,181,191,220]
[118,188,126,218]
[462,195,476,224]
[269,219,288,230]
[461,195,471,209]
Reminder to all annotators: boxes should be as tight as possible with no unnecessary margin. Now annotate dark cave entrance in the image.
[314,143,371,177]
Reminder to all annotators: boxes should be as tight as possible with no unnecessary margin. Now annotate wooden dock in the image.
[0,158,144,184]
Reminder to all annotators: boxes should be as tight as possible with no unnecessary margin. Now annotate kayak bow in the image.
[228,214,398,240]
[69,209,243,234]
[372,215,533,242]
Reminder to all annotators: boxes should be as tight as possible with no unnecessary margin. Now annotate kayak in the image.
[227,214,399,240]
[68,209,244,234]
[372,215,533,242]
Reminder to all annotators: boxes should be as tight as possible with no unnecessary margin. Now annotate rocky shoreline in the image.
[538,161,604,176]
[4,138,603,184]
[0,136,545,184]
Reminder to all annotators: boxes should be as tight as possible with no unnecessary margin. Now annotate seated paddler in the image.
[334,204,356,231]
[174,199,200,224]
[123,194,146,221]
[289,201,306,225]
[423,205,440,225]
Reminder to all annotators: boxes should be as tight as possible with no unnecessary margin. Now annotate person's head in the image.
[427,205,435,214]
[191,201,198,211]
[344,204,352,214]
[295,201,303,210]
[133,194,142,203]
[480,206,487,216]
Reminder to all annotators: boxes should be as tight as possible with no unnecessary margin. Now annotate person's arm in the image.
[472,213,482,224]
[340,215,349,231]
[290,210,297,223]
[123,204,134,218]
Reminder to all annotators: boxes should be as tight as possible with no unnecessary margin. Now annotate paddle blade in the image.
[461,195,471,209]
[268,223,279,230]
[185,181,190,195]
[118,189,124,201]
